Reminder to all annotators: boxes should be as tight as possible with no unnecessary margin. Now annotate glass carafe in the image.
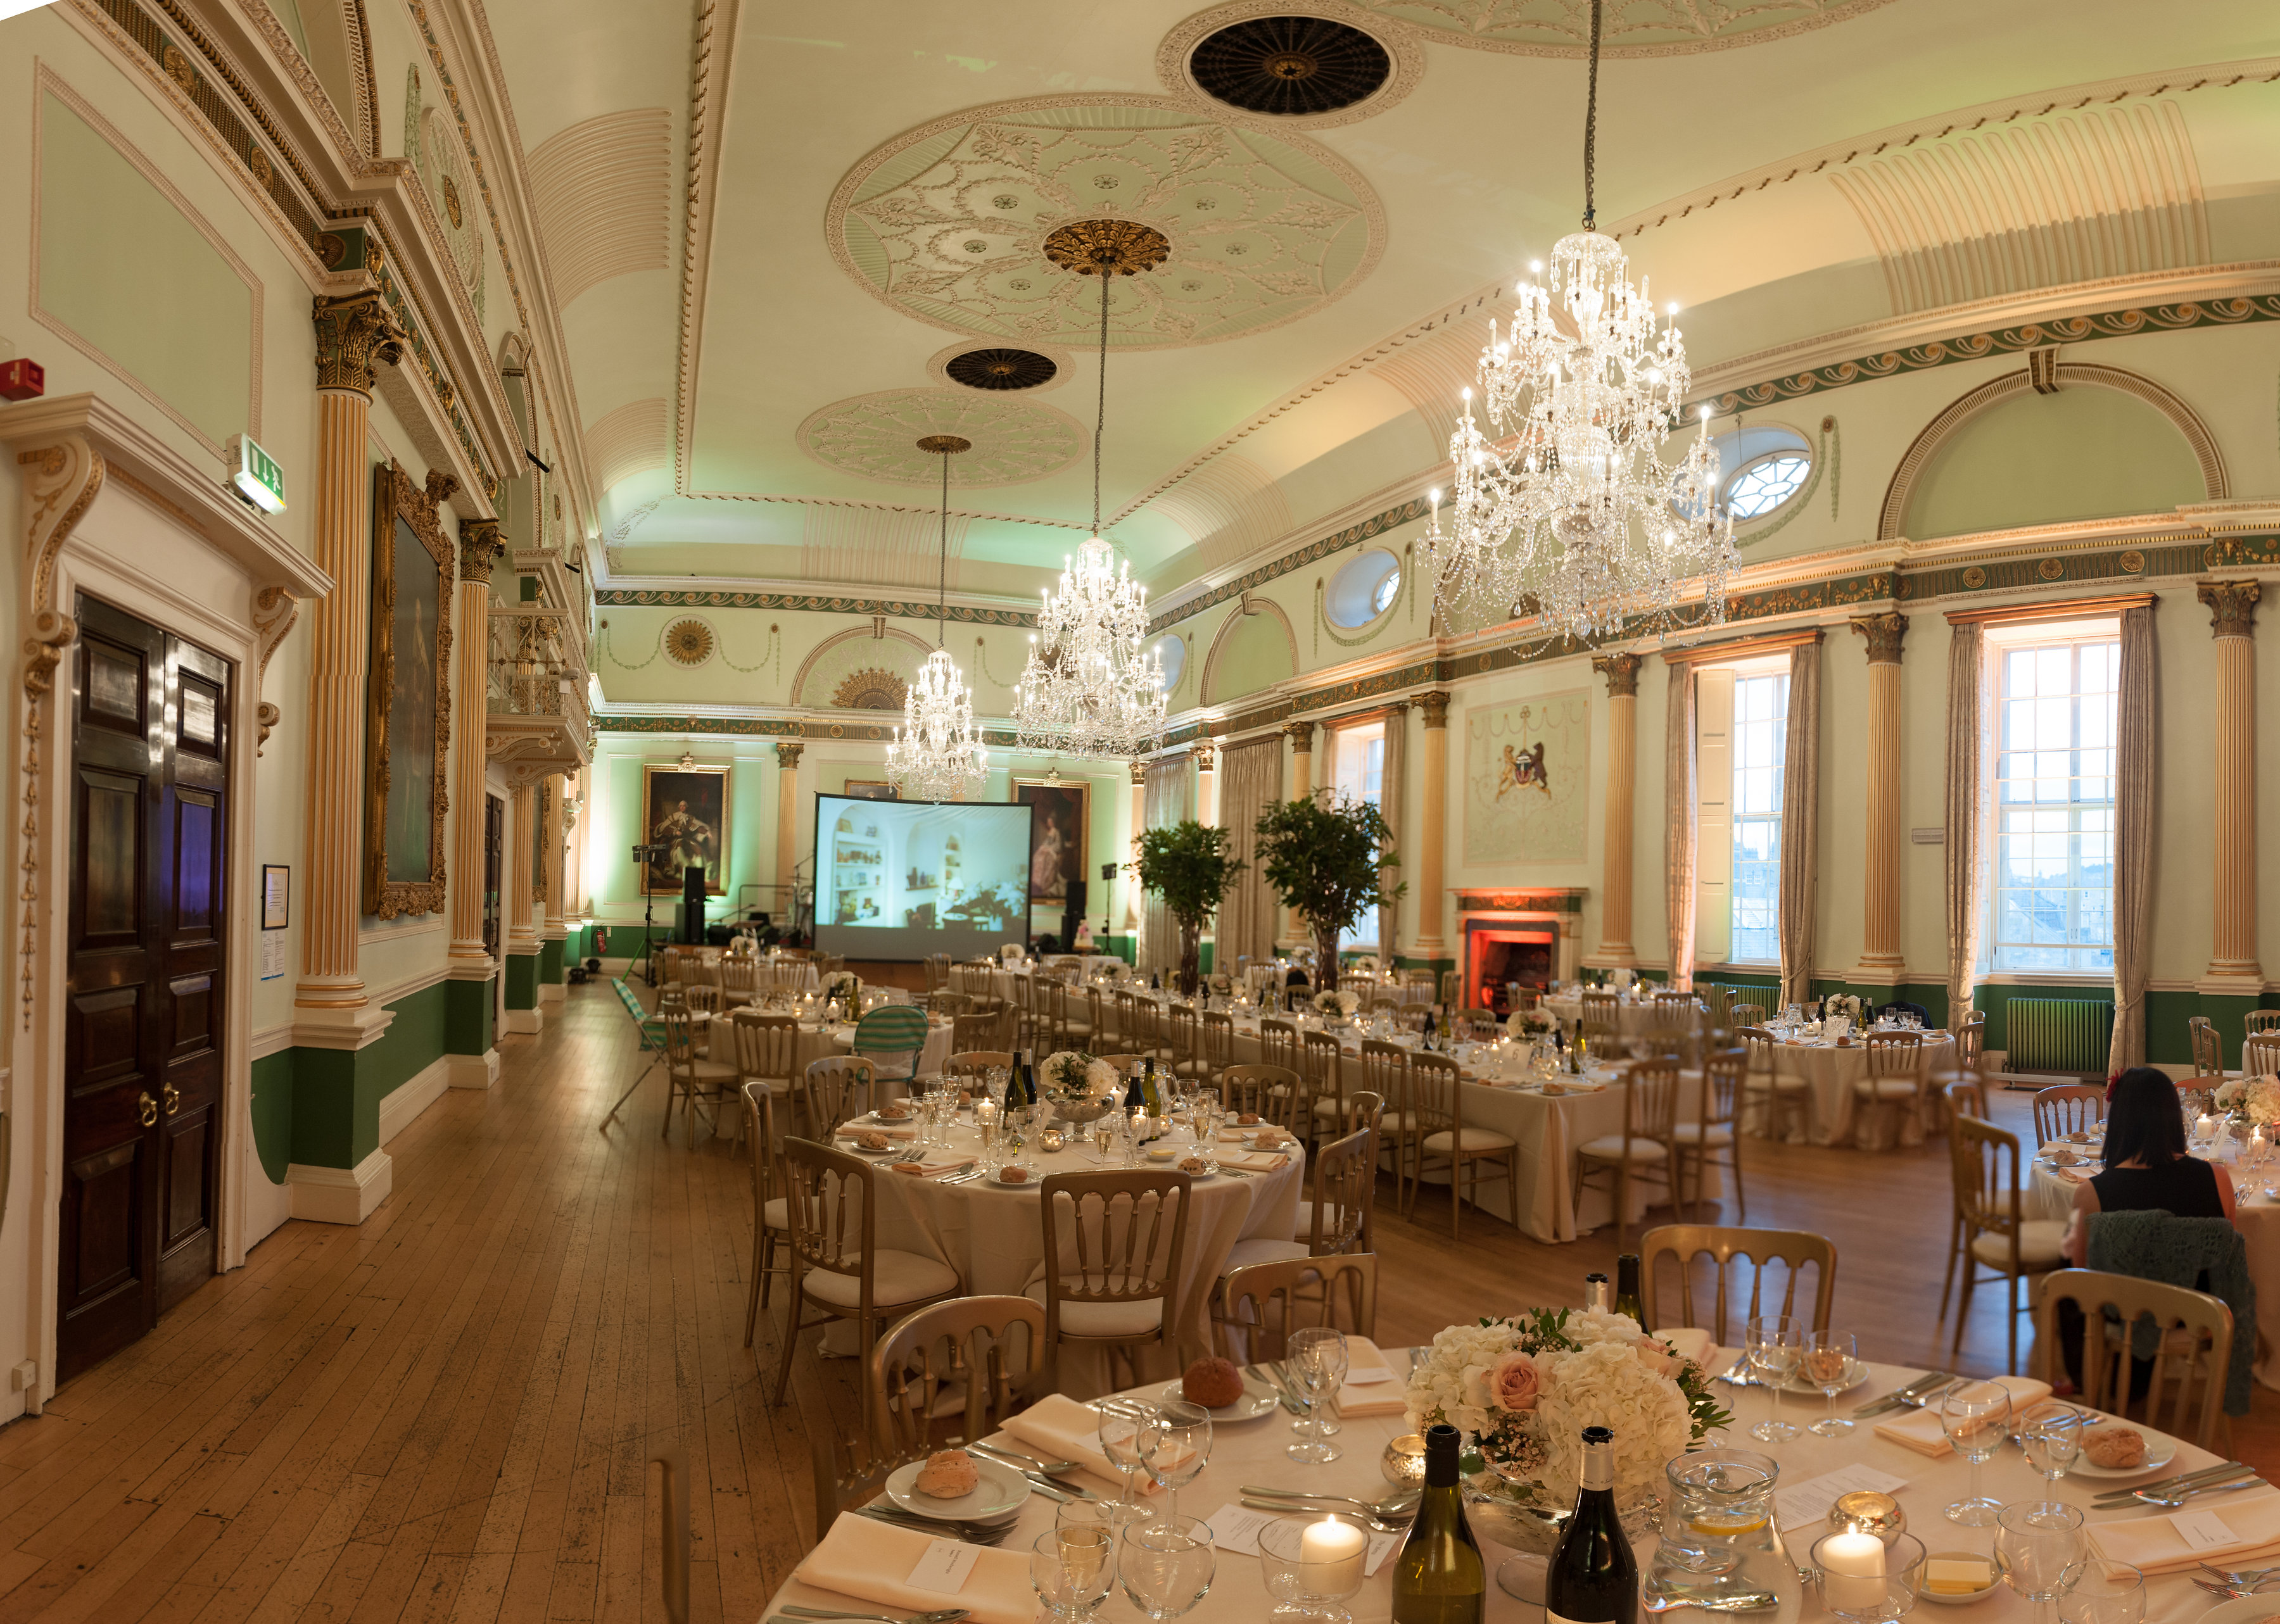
[1650,1449,1789,1608]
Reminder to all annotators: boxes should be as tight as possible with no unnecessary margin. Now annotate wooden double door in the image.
[57,595,231,1383]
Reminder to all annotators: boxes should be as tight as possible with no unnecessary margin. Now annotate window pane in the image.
[1989,633,2118,973]
[1728,672,1789,964]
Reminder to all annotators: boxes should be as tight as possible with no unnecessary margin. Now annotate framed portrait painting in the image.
[362,460,454,917]
[1013,777,1087,908]
[842,780,899,801]
[641,763,731,895]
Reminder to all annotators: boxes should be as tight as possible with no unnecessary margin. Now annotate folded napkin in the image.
[999,1393,1170,1494]
[1219,1149,1290,1171]
[2056,1166,2091,1185]
[1336,1336,1408,1416]
[890,1157,975,1178]
[796,1508,1036,1624]
[840,1125,917,1142]
[2087,1489,2280,1574]
[1537,1082,1606,1096]
[1656,1326,1716,1368]
[1873,1375,2050,1456]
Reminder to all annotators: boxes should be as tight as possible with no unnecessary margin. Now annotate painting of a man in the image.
[642,765,731,894]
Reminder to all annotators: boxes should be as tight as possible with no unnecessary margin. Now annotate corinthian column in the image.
[1283,721,1314,941]
[1590,654,1642,965]
[445,519,503,1086]
[296,291,404,1027]
[539,772,568,1005]
[1414,693,1450,969]
[1851,611,1908,986]
[1127,760,1146,935]
[1194,739,1217,827]
[2200,581,2261,989]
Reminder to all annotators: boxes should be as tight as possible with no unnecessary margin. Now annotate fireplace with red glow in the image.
[1451,888,1586,1015]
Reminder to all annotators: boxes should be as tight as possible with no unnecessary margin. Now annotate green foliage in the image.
[1133,821,1245,931]
[1252,794,1403,938]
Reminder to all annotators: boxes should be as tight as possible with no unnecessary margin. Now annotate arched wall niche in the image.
[789,624,936,708]
[1200,595,1298,706]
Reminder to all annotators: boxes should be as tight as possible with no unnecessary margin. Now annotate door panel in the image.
[58,595,232,1379]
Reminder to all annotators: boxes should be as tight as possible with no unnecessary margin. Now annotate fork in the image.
[854,1505,1015,1546]
[2129,1475,2262,1508]
[2204,1565,2280,1586]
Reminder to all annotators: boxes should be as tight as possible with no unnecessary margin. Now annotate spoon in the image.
[1242,1485,1421,1518]
[1241,1496,1412,1534]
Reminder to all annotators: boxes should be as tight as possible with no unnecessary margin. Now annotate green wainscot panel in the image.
[287,979,450,1169]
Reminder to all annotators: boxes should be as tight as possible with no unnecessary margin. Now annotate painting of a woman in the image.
[1029,812,1065,901]
[1014,779,1087,911]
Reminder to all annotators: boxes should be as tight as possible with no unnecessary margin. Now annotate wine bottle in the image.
[1545,1426,1637,1624]
[1390,1423,1485,1624]
[1139,1057,1162,1116]
[1123,1063,1146,1113]
[1583,1272,1611,1313]
[1613,1254,1644,1325]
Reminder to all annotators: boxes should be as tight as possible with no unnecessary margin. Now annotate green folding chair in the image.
[852,1004,930,1088]
[602,978,673,1130]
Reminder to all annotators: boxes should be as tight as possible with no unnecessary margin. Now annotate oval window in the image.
[1150,633,1186,693]
[1326,550,1401,629]
[1683,423,1813,523]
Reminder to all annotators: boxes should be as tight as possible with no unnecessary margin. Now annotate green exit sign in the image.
[229,434,286,514]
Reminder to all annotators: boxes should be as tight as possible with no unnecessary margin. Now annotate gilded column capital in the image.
[458,519,505,585]
[1130,759,1148,786]
[1193,740,1216,772]
[2199,579,2261,639]
[1284,719,1315,753]
[774,740,804,769]
[1591,652,1642,698]
[1419,690,1451,730]
[312,289,407,394]
[1850,610,1909,664]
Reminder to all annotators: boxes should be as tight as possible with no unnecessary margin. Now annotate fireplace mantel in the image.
[1452,888,1588,1009]
[1452,888,1586,916]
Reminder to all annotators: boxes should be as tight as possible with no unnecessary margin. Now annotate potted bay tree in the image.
[1132,821,1245,997]
[1253,792,1402,995]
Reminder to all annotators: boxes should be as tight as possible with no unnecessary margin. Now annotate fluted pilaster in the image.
[2201,581,2261,985]
[508,781,538,954]
[1590,655,1642,964]
[775,741,803,920]
[1414,693,1450,964]
[1851,612,1908,983]
[448,519,502,964]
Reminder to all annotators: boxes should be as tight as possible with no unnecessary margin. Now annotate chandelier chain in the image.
[1091,272,1109,538]
[937,450,948,648]
[1582,0,1600,230]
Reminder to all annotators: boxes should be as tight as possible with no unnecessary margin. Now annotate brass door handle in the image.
[163,1084,180,1117]
[136,1091,158,1128]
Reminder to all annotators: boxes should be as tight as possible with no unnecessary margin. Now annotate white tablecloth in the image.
[1542,994,1700,1039]
[1746,1032,1958,1150]
[700,1016,957,1087]
[764,1351,2232,1624]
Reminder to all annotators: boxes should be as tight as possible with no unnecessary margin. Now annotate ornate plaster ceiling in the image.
[827,96,1384,350]
[795,387,1088,486]
[1343,0,1899,55]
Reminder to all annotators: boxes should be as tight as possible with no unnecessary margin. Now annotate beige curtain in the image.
[1778,639,1820,1008]
[1141,758,1189,977]
[2110,604,2156,1071]
[1664,662,1699,991]
[1378,705,1407,962]
[1217,736,1284,975]
[1944,623,1986,1032]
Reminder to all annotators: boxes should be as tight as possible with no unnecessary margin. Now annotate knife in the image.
[1246,1362,1306,1415]
[2090,1461,2248,1502]
[1852,1372,1958,1419]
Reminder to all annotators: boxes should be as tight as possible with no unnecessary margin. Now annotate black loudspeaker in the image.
[1063,878,1088,914]
[681,865,706,943]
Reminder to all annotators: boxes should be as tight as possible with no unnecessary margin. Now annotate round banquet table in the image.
[816,1116,1303,1397]
[763,1349,2239,1624]
[697,1014,958,1086]
[1542,992,1702,1040]
[1745,1031,1958,1150]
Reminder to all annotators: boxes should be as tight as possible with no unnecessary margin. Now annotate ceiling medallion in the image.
[944,348,1060,391]
[663,617,716,666]
[1190,15,1392,115]
[795,388,1086,487]
[887,437,989,802]
[1042,220,1173,278]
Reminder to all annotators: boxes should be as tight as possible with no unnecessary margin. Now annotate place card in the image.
[1205,1504,1402,1576]
[1343,1364,1396,1386]
[1773,1463,1910,1532]
[2169,1509,2238,1553]
[904,1537,980,1594]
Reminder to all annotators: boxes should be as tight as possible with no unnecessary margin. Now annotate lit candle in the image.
[1298,1516,1367,1594]
[1820,1531,1888,1615]
[2198,1114,2217,1143]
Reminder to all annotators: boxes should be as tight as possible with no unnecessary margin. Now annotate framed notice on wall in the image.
[262,865,289,929]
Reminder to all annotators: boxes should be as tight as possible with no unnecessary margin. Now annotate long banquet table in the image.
[764,1348,2238,1624]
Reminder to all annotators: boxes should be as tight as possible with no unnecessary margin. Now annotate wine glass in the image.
[1098,1398,1160,1530]
[1939,1382,2013,1525]
[1032,1525,1115,1621]
[1144,1399,1213,1521]
[1118,1514,1217,1623]
[1286,1327,1349,1464]
[1744,1314,1803,1442]
[1804,1330,1856,1437]
[2057,1560,2145,1624]
[1995,1501,2086,1624]
[2021,1409,2082,1489]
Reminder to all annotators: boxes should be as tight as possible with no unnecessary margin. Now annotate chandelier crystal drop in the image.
[1421,0,1736,645]
[885,437,989,801]
[1012,224,1170,762]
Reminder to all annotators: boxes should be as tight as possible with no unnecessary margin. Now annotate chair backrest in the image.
[1730,1004,1767,1032]
[1637,1224,1839,1342]
[2245,1031,2280,1079]
[780,1136,878,1303]
[1865,1030,1923,1078]
[1582,990,1621,1019]
[1406,1051,1462,1134]
[1945,1075,1989,1121]
[1437,969,1461,1007]
[808,1427,911,1545]
[1220,1064,1297,1124]
[1624,1059,1683,1140]
[1165,1004,1198,1068]
[1220,1254,1378,1357]
[950,1011,1000,1054]
[1036,1170,1191,1350]
[2189,1016,2224,1080]
[868,1295,1044,1461]
[1653,990,1696,1014]
[1700,1047,1744,1128]
[1952,1113,2026,1238]
[1200,1011,1236,1069]
[944,1052,1013,1095]
[2032,1084,2107,1145]
[2034,1268,2232,1451]
[719,957,758,998]
[852,1005,929,1065]
[928,990,970,1018]
[925,952,952,992]
[613,978,667,1050]
[1954,1010,1986,1074]
[729,1013,799,1082]
[1258,1018,1302,1074]
[2246,1010,2280,1038]
[660,1007,705,1074]
[1308,1124,1375,1254]
[1359,1042,1407,1123]
[742,1080,780,1222]
[802,1056,874,1133]
[1301,1029,1343,1105]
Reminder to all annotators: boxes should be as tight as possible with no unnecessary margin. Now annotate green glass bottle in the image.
[1544,1426,1638,1624]
[1613,1254,1644,1325]
[1390,1423,1485,1624]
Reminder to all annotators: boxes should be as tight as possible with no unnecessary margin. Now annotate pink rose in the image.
[1488,1352,1543,1413]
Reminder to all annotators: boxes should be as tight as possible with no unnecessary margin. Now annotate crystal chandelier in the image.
[1421,0,1735,644]
[885,436,989,801]
[1011,222,1170,762]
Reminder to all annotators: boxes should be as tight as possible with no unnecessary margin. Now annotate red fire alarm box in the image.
[0,360,43,402]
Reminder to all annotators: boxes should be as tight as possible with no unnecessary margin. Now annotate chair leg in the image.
[1450,1155,1462,1240]
[2006,1270,2020,1377]
[1952,1257,1977,1356]
[1937,1211,1961,1321]
[745,1231,767,1347]
[771,1296,804,1406]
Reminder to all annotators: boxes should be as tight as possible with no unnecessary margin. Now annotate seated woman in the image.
[2060,1066,2236,1267]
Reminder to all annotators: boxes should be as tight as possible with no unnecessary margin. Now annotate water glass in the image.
[2056,1560,2144,1624]
[2020,1409,2082,1487]
[1939,1382,2013,1525]
[1032,1525,1115,1620]
[1118,1514,1217,1623]
[1286,1326,1348,1464]
[1804,1330,1856,1437]
[1745,1314,1803,1442]
[1144,1399,1213,1521]
[1995,1501,2086,1624]
[1098,1398,1160,1529]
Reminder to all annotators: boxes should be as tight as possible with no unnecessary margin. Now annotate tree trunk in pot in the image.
[1178,921,1201,997]
[1315,924,1340,993]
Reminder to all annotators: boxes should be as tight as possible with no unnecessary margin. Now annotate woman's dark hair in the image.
[2103,1067,2188,1170]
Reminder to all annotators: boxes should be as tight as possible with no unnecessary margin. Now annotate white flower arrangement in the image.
[1041,1050,1119,1099]
[2217,1074,2280,1125]
[1403,1309,1728,1513]
[1507,1009,1554,1038]
[1314,988,1360,1019]
[1349,954,1381,974]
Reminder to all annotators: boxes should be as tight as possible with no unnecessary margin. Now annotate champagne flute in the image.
[1995,1501,2086,1624]
[1940,1382,2013,1525]
[1143,1399,1213,1522]
[1117,1514,1217,1623]
[1286,1326,1349,1464]
[2022,1408,2083,1489]
[1098,1398,1159,1530]
[1031,1526,1115,1621]
[1803,1330,1856,1437]
[1744,1314,1802,1442]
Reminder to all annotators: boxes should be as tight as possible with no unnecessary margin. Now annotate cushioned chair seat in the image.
[1422,1127,1514,1155]
[1312,1097,1348,1119]
[761,1197,788,1231]
[1671,1122,1735,1146]
[1743,1074,1809,1093]
[1219,1236,1310,1276]
[1576,1133,1671,1162]
[1022,1278,1168,1337]
[685,1059,740,1083]
[1970,1221,2067,1269]
[801,1249,960,1309]
[1061,1022,1094,1040]
[1853,1078,1921,1100]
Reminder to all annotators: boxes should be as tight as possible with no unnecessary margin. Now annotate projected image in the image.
[813,795,1032,962]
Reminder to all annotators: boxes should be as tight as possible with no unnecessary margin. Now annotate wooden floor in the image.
[0,983,2271,1622]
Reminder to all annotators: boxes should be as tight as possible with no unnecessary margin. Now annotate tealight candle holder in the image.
[1813,1530,1925,1624]
[1379,1433,1429,1489]
[1258,1514,1368,1624]
[1829,1490,1906,1543]
[1039,1127,1066,1154]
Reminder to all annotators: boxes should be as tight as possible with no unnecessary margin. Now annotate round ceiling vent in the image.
[945,348,1060,391]
[1189,15,1391,117]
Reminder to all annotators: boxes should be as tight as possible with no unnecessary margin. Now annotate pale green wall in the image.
[1203,607,1296,704]
[1903,387,2207,539]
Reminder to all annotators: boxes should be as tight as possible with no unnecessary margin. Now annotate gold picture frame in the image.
[363,460,457,917]
[641,762,732,895]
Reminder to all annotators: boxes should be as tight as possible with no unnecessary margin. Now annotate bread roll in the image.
[913,1449,980,1499]
[2082,1426,2146,1469]
[1182,1356,1246,1409]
